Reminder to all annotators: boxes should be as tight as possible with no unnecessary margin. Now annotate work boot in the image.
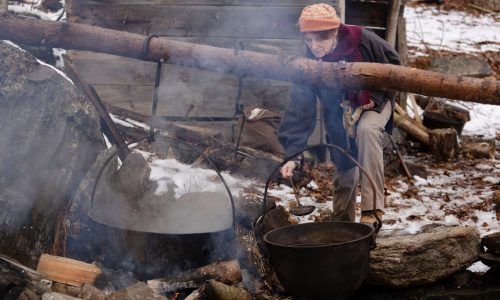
[360,209,383,225]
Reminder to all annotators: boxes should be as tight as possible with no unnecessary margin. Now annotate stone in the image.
[428,56,494,78]
[18,288,42,300]
[479,252,500,269]
[41,292,81,300]
[492,190,500,206]
[0,41,105,267]
[366,226,481,288]
[482,232,500,255]
[107,282,167,300]
[77,283,106,300]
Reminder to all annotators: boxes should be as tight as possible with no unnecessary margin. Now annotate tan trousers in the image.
[331,101,392,222]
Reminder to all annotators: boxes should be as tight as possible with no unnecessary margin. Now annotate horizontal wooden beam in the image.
[0,15,498,104]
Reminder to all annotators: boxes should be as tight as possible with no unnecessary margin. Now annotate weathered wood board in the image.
[64,0,347,140]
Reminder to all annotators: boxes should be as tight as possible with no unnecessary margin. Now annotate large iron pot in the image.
[259,144,381,299]
[83,135,236,279]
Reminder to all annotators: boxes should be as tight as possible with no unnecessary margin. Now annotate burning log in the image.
[203,280,252,300]
[147,260,242,295]
[0,14,498,105]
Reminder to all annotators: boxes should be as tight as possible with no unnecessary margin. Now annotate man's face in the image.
[304,31,338,59]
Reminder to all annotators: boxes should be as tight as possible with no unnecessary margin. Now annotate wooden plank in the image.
[69,58,293,87]
[345,1,389,28]
[74,5,306,38]
[92,80,291,117]
[36,254,102,287]
[93,84,238,117]
[84,0,339,7]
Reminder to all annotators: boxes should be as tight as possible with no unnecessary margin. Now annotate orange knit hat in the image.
[299,3,341,32]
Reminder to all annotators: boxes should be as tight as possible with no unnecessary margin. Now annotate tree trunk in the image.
[0,15,499,105]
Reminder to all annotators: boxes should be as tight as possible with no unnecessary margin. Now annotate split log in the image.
[460,136,495,159]
[0,15,499,104]
[203,280,252,300]
[366,226,481,288]
[147,260,241,295]
[36,254,102,287]
[429,128,459,161]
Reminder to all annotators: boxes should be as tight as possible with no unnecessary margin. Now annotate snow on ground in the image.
[7,1,64,21]
[461,102,500,138]
[405,5,500,55]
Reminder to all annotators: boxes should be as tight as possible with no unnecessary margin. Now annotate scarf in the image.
[311,24,373,109]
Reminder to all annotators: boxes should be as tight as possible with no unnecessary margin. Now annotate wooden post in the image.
[386,0,402,48]
[0,0,8,15]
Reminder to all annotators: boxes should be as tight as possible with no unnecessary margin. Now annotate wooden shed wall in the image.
[65,1,339,140]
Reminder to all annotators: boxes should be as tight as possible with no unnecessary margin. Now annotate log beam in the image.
[0,14,498,104]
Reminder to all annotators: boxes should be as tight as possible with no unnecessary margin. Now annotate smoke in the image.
[0,40,105,267]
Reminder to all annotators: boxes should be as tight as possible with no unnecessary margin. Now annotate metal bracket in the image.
[339,60,346,70]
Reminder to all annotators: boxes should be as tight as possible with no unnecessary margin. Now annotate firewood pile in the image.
[2,225,500,299]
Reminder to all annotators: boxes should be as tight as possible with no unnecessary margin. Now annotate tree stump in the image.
[366,226,481,288]
[429,128,459,161]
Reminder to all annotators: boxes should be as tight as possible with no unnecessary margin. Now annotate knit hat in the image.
[298,3,341,32]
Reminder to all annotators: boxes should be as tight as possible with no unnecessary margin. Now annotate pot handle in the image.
[260,143,382,237]
[91,133,237,230]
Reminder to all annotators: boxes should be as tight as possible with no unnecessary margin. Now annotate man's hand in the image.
[280,161,296,179]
